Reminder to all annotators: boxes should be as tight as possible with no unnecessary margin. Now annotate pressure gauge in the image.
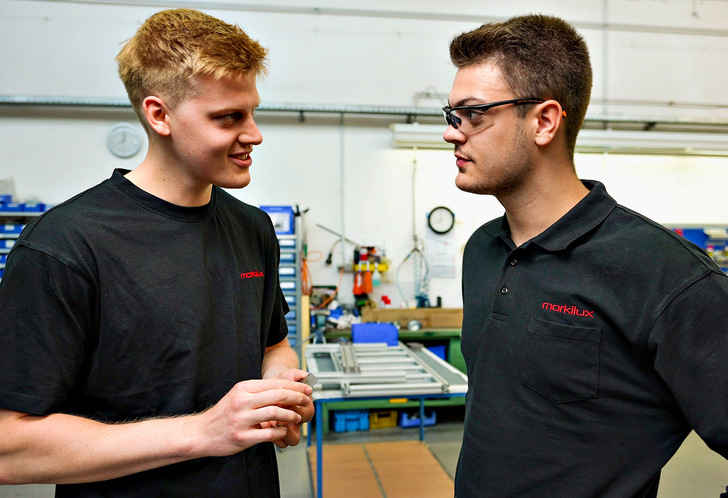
[106,123,143,158]
[427,206,455,234]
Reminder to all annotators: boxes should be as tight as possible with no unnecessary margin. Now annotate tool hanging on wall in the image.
[352,247,363,295]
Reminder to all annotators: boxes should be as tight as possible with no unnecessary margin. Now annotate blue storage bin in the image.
[279,252,295,264]
[333,410,370,433]
[23,203,46,212]
[0,224,23,234]
[399,410,437,429]
[1,202,23,212]
[279,266,296,278]
[352,322,398,346]
[426,345,447,361]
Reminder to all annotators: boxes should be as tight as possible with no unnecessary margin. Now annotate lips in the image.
[455,151,471,170]
[229,153,249,161]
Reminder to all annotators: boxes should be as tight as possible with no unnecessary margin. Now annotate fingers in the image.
[286,399,315,424]
[281,423,302,447]
[197,378,315,456]
[271,368,309,383]
[228,381,312,413]
[259,420,299,448]
[233,378,312,397]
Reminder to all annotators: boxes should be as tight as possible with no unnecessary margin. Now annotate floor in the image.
[2,409,727,497]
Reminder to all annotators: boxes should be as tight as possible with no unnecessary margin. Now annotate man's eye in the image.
[219,112,242,122]
[458,110,485,122]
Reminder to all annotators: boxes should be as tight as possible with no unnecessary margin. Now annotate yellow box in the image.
[369,410,398,430]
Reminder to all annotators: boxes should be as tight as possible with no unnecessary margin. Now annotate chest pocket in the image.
[521,317,601,403]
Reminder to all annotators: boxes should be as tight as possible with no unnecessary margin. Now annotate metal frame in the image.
[304,341,468,497]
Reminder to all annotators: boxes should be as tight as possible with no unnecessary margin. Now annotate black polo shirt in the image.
[455,180,728,497]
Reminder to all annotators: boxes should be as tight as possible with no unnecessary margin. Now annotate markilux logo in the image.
[240,271,265,279]
[542,302,594,318]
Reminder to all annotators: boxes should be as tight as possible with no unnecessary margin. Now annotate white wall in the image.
[1,0,728,308]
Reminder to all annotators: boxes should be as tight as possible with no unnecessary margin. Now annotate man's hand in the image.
[265,369,316,448]
[195,377,313,456]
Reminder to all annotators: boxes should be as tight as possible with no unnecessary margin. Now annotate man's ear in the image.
[142,96,171,136]
[533,100,565,147]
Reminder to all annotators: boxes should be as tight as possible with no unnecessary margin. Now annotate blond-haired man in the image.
[0,9,313,496]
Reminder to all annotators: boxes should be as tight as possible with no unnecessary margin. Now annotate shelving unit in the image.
[278,231,302,350]
[670,225,728,274]
[0,211,42,282]
[266,208,304,356]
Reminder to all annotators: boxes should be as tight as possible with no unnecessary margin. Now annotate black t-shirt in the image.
[455,181,728,497]
[0,169,289,496]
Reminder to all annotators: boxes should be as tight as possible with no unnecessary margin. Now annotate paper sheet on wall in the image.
[425,230,457,279]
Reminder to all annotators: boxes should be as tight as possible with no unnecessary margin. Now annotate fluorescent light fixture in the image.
[391,123,449,149]
[575,129,728,156]
[391,123,728,156]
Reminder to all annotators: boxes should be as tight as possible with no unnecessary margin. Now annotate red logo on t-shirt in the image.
[541,302,594,318]
[240,271,265,279]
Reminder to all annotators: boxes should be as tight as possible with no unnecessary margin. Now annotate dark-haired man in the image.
[444,14,728,497]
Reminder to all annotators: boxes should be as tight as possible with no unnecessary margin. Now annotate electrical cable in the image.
[395,247,430,307]
[395,146,431,307]
[300,250,322,297]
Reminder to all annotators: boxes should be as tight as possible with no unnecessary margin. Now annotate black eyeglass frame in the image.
[442,98,545,130]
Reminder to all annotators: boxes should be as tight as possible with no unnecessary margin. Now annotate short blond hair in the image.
[116,8,268,127]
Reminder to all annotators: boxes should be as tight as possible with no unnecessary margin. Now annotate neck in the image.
[500,172,588,247]
[125,154,213,207]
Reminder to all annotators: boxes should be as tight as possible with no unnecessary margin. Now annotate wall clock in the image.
[106,123,143,158]
[427,206,455,234]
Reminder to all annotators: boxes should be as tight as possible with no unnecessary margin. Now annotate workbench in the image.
[304,342,468,498]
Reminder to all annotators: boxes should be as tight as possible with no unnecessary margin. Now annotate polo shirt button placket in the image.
[501,286,508,295]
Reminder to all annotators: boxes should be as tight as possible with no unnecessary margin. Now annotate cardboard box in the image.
[361,308,462,329]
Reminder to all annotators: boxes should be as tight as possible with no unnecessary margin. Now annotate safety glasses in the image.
[443,98,546,134]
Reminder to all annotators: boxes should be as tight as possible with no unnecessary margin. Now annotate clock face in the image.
[106,123,143,158]
[427,206,455,234]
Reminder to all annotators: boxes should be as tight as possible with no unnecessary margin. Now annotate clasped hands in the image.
[198,369,315,456]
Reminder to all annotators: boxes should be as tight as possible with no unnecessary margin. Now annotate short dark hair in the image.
[450,14,592,157]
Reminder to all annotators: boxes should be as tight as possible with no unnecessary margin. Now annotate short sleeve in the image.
[649,271,728,458]
[0,245,95,415]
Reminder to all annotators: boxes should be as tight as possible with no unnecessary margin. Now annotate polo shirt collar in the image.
[487,180,617,252]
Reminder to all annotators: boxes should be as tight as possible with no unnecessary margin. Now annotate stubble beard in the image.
[456,122,531,196]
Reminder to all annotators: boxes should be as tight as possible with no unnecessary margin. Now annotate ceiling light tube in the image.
[391,123,728,156]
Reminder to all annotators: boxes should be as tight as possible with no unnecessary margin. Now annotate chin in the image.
[455,175,476,193]
[456,177,490,195]
[218,171,251,190]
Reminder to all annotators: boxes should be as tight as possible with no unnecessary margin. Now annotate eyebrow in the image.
[449,96,488,108]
